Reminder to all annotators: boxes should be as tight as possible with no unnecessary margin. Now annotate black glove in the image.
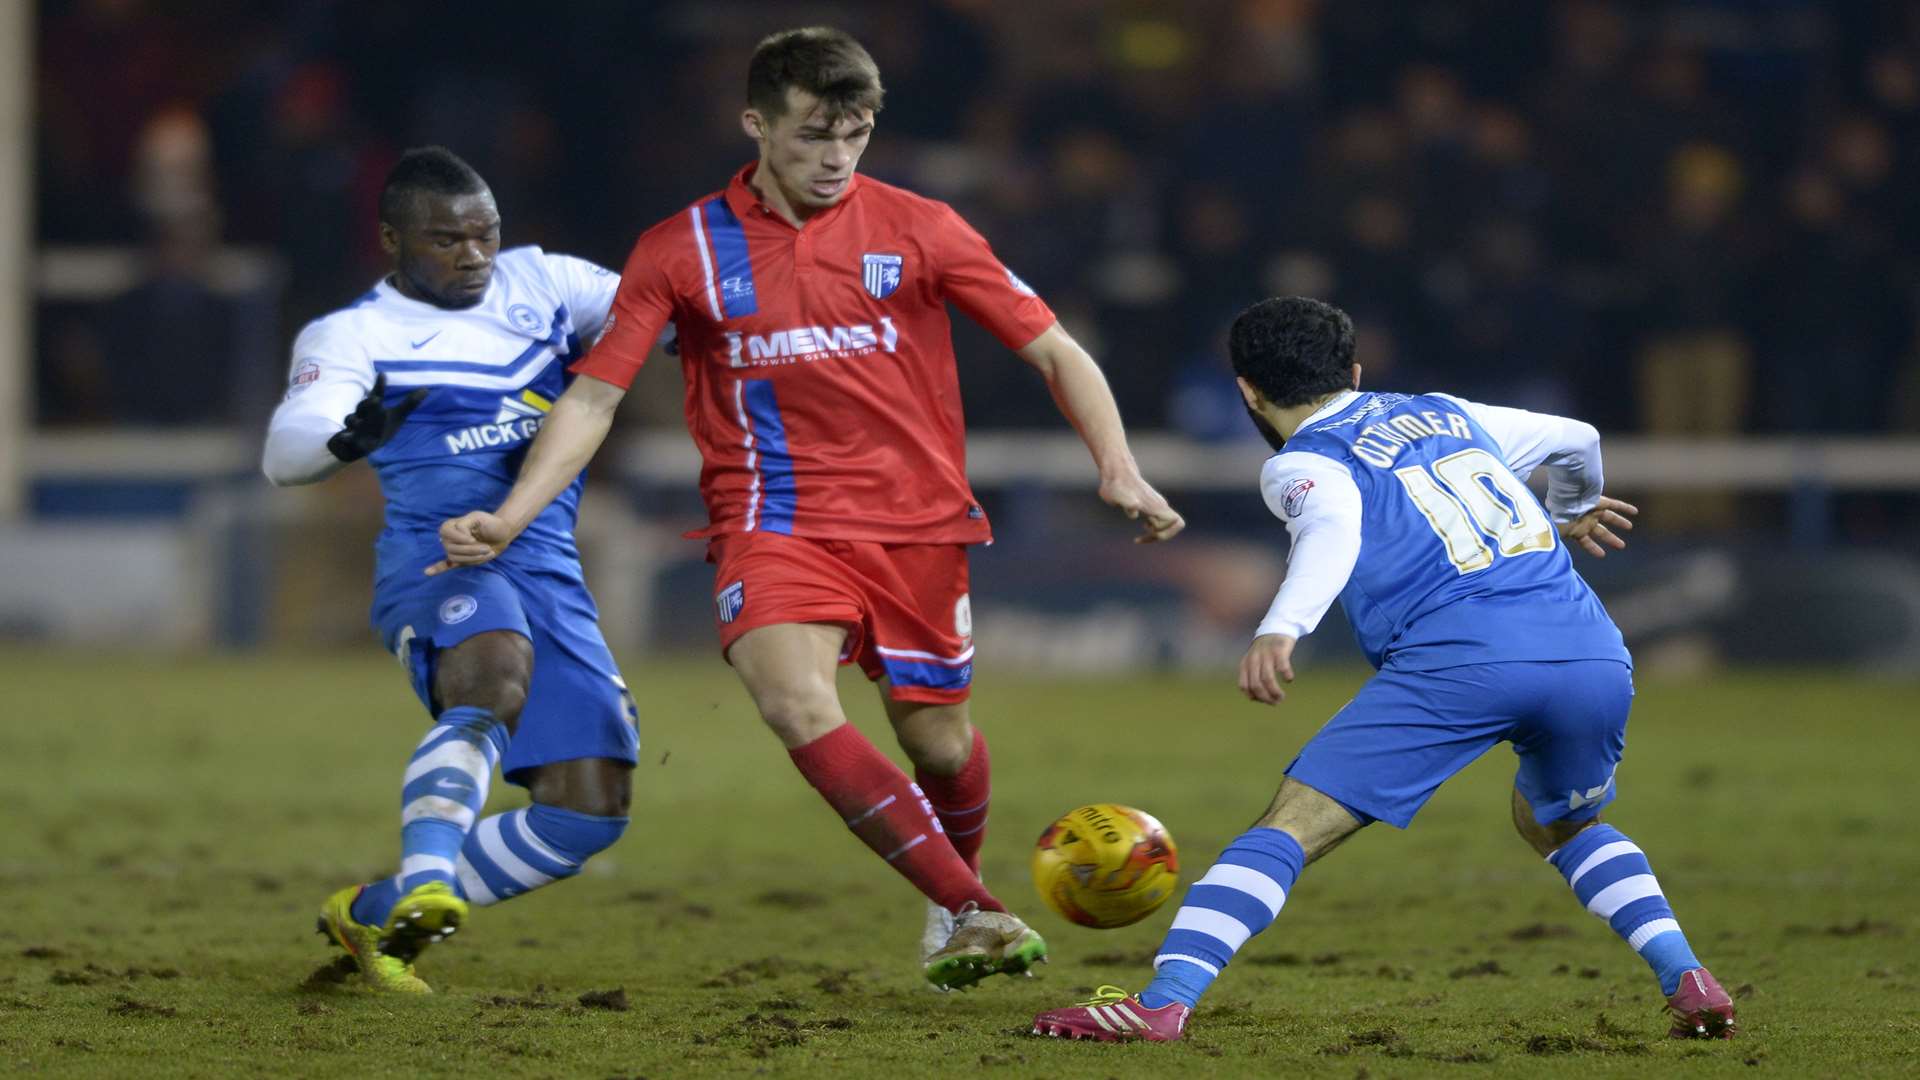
[326,374,429,462]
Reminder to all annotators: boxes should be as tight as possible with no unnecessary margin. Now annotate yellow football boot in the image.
[381,881,469,963]
[316,885,432,993]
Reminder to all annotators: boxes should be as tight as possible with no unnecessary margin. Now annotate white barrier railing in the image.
[27,428,1920,491]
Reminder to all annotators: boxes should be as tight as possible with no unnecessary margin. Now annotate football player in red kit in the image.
[432,26,1184,989]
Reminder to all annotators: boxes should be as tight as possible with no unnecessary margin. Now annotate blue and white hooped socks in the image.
[351,706,506,927]
[1139,827,1306,1009]
[1548,823,1701,995]
[454,804,629,906]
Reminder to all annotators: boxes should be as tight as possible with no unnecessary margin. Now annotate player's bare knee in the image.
[754,690,845,748]
[1512,790,1598,856]
[891,705,972,775]
[434,631,533,731]
[1537,817,1599,857]
[566,790,630,818]
[1514,818,1557,857]
[903,725,971,775]
[539,787,631,819]
[528,758,633,819]
[1254,778,1365,862]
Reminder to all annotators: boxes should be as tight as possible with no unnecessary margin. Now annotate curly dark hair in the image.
[1229,296,1356,407]
[748,27,884,123]
[379,146,488,227]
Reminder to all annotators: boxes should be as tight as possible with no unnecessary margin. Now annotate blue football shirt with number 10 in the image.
[1283,392,1630,673]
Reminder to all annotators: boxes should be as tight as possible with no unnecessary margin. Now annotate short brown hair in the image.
[747,27,884,122]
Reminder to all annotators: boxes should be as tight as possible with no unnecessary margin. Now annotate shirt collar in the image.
[726,162,862,226]
[373,273,490,312]
[1297,389,1362,432]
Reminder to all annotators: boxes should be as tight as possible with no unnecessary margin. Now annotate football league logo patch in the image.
[287,359,321,397]
[1281,478,1315,517]
[716,580,746,624]
[862,253,903,300]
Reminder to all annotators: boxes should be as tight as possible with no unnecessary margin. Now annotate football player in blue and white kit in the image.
[1034,297,1735,1042]
[263,147,639,992]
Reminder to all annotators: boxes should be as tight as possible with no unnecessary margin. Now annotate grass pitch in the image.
[2,650,1916,1078]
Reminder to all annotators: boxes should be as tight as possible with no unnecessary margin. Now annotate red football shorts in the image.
[707,531,975,704]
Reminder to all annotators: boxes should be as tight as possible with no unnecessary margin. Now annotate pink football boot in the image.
[1032,986,1190,1042]
[1667,968,1737,1039]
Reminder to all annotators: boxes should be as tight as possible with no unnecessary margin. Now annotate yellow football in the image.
[1031,803,1180,928]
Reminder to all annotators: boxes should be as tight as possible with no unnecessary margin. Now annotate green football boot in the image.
[316,885,432,993]
[924,903,1048,991]
[380,881,469,963]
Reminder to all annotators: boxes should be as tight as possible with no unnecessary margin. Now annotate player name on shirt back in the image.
[1348,409,1477,468]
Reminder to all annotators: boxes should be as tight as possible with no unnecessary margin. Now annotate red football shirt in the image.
[573,164,1056,544]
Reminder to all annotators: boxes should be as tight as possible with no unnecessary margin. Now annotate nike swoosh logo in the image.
[410,331,442,349]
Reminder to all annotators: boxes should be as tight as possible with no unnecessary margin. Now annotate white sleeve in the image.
[261,320,376,486]
[1254,452,1364,641]
[1432,393,1604,524]
[545,253,620,343]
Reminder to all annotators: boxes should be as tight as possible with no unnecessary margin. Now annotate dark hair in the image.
[1229,297,1357,407]
[379,146,489,226]
[747,27,884,122]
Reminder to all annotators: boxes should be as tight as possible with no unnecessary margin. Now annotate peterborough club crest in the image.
[862,253,903,300]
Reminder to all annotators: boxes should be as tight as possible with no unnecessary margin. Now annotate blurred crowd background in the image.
[16,0,1920,666]
[35,0,1920,439]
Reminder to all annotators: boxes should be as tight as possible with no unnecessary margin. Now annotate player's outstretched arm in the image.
[1015,323,1185,543]
[1558,496,1637,558]
[427,373,627,575]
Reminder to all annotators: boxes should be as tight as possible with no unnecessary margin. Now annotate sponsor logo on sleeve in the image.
[1281,477,1315,517]
[1004,265,1036,296]
[862,253,903,299]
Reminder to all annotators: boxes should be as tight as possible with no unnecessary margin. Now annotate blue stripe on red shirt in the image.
[742,379,795,532]
[703,198,758,319]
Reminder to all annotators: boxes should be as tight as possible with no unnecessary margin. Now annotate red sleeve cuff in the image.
[569,350,642,390]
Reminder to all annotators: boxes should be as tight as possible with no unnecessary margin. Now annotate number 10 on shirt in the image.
[1394,447,1555,574]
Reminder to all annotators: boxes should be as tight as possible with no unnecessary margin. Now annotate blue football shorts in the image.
[1285,659,1632,829]
[370,541,639,786]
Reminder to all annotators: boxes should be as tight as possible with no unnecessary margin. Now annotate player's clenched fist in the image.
[1239,633,1297,705]
[425,511,519,576]
[1099,472,1186,544]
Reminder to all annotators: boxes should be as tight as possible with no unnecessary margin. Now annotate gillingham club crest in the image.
[862,253,903,300]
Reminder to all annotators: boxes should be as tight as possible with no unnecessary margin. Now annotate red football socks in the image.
[788,724,1002,914]
[915,726,990,872]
